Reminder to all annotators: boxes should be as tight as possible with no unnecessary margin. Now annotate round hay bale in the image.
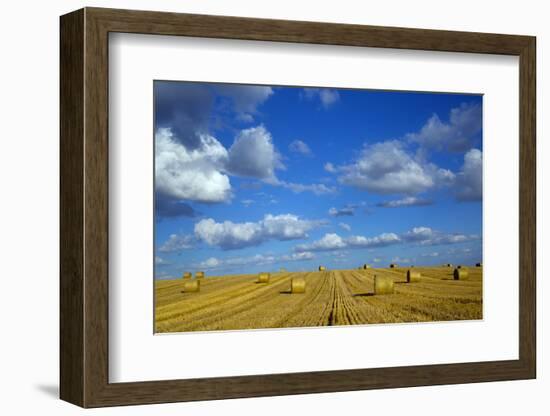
[291,277,306,293]
[363,264,371,269]
[406,269,421,283]
[446,263,453,267]
[389,263,398,268]
[453,268,469,280]
[457,265,463,269]
[195,271,205,279]
[318,266,326,271]
[183,280,200,293]
[374,275,394,295]
[476,262,482,267]
[182,272,192,279]
[257,272,270,283]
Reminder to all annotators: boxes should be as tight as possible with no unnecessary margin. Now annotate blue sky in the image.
[154,81,482,279]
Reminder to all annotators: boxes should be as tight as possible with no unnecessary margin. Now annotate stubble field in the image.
[155,266,482,333]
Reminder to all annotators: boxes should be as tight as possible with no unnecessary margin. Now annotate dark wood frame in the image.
[60,7,536,408]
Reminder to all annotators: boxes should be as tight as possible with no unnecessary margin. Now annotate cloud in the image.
[214,84,273,122]
[226,125,284,180]
[331,140,454,195]
[225,126,335,195]
[328,205,355,217]
[154,83,276,205]
[194,214,325,250]
[155,128,232,203]
[303,88,340,109]
[197,251,315,270]
[281,251,315,261]
[377,196,434,208]
[339,223,351,231]
[406,103,482,152]
[296,233,347,251]
[324,162,337,173]
[200,257,222,268]
[158,233,194,253]
[154,82,214,149]
[277,181,337,195]
[401,226,434,242]
[157,125,331,206]
[346,233,401,248]
[289,140,312,155]
[241,199,255,207]
[401,226,479,246]
[295,226,479,253]
[295,232,400,252]
[154,82,273,149]
[155,195,198,219]
[455,148,482,201]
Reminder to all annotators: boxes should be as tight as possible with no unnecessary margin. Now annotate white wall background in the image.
[0,0,546,414]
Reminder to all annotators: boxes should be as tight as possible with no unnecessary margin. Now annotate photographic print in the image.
[154,81,483,334]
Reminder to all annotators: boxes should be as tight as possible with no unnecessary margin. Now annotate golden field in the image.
[155,266,482,333]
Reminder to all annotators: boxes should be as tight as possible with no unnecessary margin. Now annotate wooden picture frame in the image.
[60,7,536,408]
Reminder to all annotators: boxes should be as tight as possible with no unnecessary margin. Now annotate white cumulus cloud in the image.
[455,148,482,201]
[155,128,231,203]
[226,125,284,180]
[295,233,347,252]
[158,233,194,253]
[331,140,454,195]
[196,250,315,270]
[407,103,482,152]
[194,214,324,250]
[295,226,479,253]
[401,226,479,246]
[295,232,401,252]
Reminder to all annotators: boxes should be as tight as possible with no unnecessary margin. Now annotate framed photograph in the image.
[60,7,536,408]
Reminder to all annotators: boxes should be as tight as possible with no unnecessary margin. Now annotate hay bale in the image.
[318,266,326,271]
[453,268,469,280]
[457,265,464,269]
[195,271,205,279]
[183,280,200,293]
[389,263,398,268]
[446,263,453,267]
[291,277,306,293]
[374,275,394,295]
[363,264,371,269]
[476,262,482,267]
[182,272,192,279]
[406,269,421,283]
[257,272,270,283]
